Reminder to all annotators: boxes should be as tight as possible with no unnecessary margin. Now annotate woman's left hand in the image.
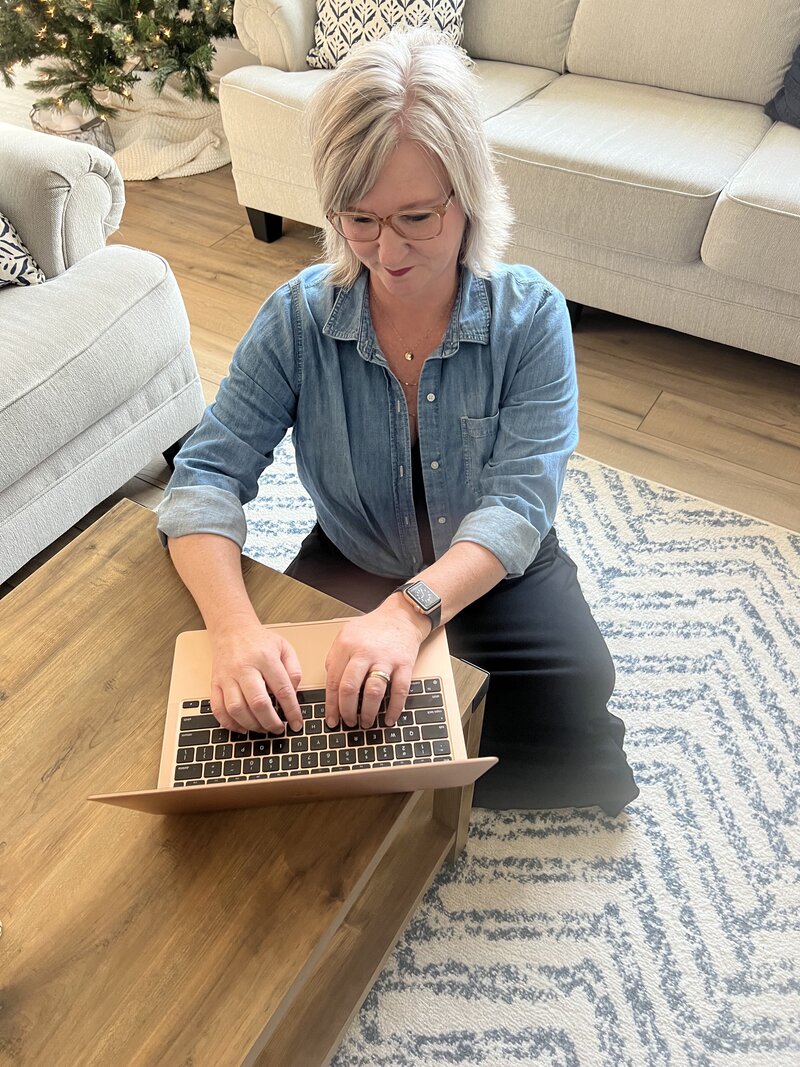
[324,598,430,729]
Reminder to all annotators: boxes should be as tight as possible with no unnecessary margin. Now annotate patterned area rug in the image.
[244,441,800,1066]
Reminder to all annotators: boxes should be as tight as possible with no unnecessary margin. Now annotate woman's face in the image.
[346,140,466,307]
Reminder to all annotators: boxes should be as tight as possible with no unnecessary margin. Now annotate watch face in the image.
[407,581,440,611]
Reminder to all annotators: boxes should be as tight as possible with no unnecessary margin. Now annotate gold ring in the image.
[367,669,392,686]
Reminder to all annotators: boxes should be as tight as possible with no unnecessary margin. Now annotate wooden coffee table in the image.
[1,500,489,1066]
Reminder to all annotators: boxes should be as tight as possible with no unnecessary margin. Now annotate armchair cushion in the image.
[0,214,45,288]
[306,0,465,70]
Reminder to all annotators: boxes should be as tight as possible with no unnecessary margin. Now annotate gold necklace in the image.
[371,290,455,370]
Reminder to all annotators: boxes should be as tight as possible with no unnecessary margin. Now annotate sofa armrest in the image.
[0,123,125,280]
[233,0,318,71]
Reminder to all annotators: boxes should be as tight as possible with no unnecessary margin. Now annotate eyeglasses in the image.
[327,190,455,242]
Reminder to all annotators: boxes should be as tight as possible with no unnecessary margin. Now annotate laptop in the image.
[89,617,497,814]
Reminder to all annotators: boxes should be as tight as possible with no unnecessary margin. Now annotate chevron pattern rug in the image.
[244,442,800,1066]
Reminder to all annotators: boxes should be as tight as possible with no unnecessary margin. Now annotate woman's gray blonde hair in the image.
[305,26,514,288]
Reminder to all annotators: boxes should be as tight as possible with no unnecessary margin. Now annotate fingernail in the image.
[386,719,395,727]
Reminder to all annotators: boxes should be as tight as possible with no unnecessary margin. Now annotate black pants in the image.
[285,524,640,816]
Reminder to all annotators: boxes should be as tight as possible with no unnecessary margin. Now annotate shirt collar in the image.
[323,266,491,360]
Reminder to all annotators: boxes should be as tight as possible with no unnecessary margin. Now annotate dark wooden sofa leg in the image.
[246,207,283,243]
[566,300,584,329]
[163,429,196,472]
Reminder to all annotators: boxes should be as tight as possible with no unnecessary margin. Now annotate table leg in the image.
[433,692,487,863]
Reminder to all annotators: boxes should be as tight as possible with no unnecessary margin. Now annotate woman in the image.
[156,28,639,815]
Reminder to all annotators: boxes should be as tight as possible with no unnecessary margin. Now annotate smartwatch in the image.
[395,579,442,631]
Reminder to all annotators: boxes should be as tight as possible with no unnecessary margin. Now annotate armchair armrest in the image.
[233,0,319,71]
[0,122,124,280]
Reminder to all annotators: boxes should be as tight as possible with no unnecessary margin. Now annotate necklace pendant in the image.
[404,351,414,361]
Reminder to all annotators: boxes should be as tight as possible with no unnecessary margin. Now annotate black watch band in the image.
[395,579,442,631]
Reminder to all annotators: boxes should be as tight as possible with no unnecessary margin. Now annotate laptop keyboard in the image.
[172,677,452,787]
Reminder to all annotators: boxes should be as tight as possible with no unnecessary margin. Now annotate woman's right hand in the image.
[208,621,304,734]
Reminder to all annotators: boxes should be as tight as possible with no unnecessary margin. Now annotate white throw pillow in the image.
[0,214,46,288]
[306,0,465,70]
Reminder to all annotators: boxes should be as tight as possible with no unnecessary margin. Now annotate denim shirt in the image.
[156,262,578,579]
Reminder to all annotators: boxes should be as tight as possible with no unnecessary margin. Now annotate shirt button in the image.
[426,393,436,402]
[430,461,439,470]
[437,516,447,524]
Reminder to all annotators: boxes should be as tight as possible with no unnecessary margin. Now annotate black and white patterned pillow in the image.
[0,213,46,288]
[306,0,465,70]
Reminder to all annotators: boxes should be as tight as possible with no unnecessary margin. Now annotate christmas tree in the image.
[0,0,235,116]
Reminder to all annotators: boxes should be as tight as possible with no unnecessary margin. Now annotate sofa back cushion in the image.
[463,0,579,72]
[566,0,800,105]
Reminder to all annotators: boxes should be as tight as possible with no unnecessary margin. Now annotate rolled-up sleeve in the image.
[156,282,300,549]
[451,286,578,577]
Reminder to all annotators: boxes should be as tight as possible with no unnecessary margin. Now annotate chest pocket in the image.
[460,412,500,494]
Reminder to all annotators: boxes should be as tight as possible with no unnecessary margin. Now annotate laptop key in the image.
[301,705,313,720]
[226,776,247,782]
[179,730,209,747]
[376,746,394,762]
[263,757,280,773]
[313,703,326,718]
[230,731,247,742]
[244,758,260,775]
[175,763,203,781]
[413,758,433,764]
[211,728,230,744]
[234,742,251,758]
[214,743,232,761]
[197,745,215,762]
[320,751,338,767]
[413,742,432,758]
[366,730,383,745]
[310,767,331,774]
[385,728,402,744]
[433,756,452,762]
[424,678,441,692]
[408,681,423,695]
[414,708,445,725]
[272,738,290,754]
[310,734,327,751]
[282,754,300,770]
[405,694,443,709]
[357,747,376,764]
[180,713,218,731]
[339,748,357,765]
[291,737,309,752]
[402,726,421,742]
[253,740,271,756]
[328,733,346,749]
[433,740,452,756]
[249,730,267,741]
[395,744,413,760]
[182,700,201,708]
[297,688,325,704]
[347,731,365,747]
[392,759,412,766]
[306,719,322,734]
[421,724,449,740]
[330,765,350,772]
[176,748,195,764]
[204,762,223,778]
[300,752,319,769]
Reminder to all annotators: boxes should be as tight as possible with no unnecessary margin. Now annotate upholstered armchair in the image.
[0,123,205,583]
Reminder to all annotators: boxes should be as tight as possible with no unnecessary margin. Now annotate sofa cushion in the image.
[462,0,579,73]
[0,214,45,288]
[306,0,465,70]
[566,0,800,106]
[485,74,772,263]
[702,122,800,297]
[0,244,190,490]
[765,44,800,127]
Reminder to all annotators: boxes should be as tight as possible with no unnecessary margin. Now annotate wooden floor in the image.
[4,165,799,593]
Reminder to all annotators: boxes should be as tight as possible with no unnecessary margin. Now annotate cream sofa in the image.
[219,0,800,366]
[0,124,205,583]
